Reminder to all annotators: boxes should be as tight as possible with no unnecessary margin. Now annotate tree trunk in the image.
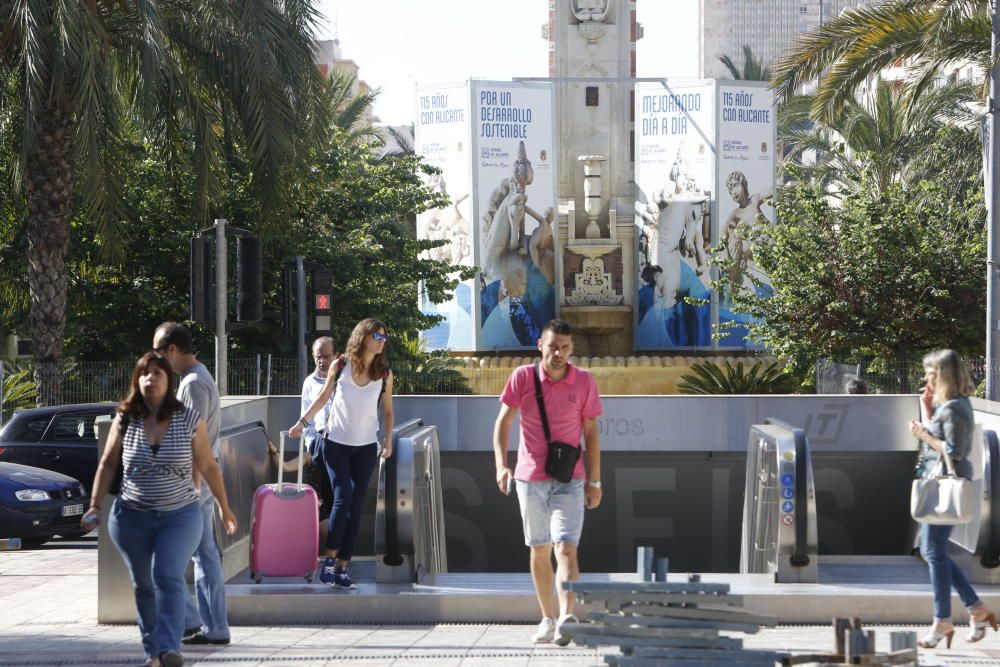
[26,97,74,407]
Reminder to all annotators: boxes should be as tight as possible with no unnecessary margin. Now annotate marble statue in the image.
[721,170,773,291]
[572,0,611,23]
[528,206,556,286]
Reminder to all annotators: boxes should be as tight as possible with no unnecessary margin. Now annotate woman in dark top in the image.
[909,349,996,648]
[82,353,237,667]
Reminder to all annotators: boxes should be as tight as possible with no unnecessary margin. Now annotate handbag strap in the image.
[532,362,552,445]
[936,448,958,477]
[924,428,958,477]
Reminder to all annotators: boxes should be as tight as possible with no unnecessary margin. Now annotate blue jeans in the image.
[920,523,981,619]
[109,499,203,659]
[183,495,230,640]
[317,440,378,560]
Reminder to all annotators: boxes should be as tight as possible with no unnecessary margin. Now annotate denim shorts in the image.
[515,479,585,547]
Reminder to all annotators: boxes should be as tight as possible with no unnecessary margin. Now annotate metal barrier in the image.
[374,418,448,583]
[740,418,818,583]
[963,429,1000,584]
[741,417,1000,585]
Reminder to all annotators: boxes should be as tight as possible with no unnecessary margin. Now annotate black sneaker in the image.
[182,632,230,646]
[159,651,184,667]
[182,626,201,640]
[332,565,356,590]
[319,557,337,585]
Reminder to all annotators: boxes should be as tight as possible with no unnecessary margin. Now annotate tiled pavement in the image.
[3,538,1000,666]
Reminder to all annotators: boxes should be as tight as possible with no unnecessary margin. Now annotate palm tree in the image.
[772,0,990,120]
[719,45,771,81]
[324,70,380,142]
[779,78,983,196]
[0,1,329,405]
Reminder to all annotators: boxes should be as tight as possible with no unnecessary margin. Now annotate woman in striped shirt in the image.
[83,352,237,667]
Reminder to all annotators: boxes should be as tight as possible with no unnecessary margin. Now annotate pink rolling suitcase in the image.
[249,430,319,583]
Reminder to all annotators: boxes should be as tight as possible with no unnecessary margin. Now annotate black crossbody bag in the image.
[532,362,581,484]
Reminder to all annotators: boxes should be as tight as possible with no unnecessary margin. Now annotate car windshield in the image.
[0,414,51,442]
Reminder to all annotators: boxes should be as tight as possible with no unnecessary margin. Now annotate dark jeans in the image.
[920,523,981,619]
[316,439,378,561]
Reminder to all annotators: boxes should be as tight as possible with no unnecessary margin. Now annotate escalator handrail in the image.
[764,418,811,568]
[380,419,423,566]
[983,430,1000,568]
[790,428,810,567]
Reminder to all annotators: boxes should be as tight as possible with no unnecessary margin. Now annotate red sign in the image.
[781,514,794,526]
[315,294,330,310]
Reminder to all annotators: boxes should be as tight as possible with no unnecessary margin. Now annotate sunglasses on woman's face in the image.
[372,331,389,342]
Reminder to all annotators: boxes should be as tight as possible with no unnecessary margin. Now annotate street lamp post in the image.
[988,0,1000,399]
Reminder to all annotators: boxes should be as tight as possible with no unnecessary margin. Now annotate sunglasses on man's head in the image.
[372,331,389,342]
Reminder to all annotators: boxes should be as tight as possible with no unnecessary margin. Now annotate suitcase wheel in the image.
[251,571,262,584]
[305,572,314,583]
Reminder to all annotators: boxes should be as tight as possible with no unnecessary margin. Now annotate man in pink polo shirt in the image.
[493,318,603,646]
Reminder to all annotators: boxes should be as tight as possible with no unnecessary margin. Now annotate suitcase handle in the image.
[277,430,306,491]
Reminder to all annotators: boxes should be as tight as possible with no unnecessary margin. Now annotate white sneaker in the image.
[532,617,555,643]
[554,614,578,647]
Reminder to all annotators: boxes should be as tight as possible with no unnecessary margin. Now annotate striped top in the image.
[119,406,200,511]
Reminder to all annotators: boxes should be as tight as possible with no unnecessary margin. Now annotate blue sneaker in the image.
[319,558,337,585]
[333,565,356,590]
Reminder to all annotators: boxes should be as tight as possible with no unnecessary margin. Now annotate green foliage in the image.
[1,0,331,242]
[719,45,771,81]
[258,129,477,361]
[773,1,991,121]
[0,124,474,365]
[1,360,36,412]
[678,360,799,395]
[779,79,984,198]
[712,175,986,373]
[389,334,471,395]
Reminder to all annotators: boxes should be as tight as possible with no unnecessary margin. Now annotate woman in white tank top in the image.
[292,318,394,589]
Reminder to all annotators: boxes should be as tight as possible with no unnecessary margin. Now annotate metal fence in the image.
[815,357,989,395]
[0,356,487,426]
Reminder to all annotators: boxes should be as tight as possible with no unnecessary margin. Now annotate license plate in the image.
[62,503,84,517]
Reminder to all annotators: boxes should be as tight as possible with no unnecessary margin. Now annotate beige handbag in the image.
[911,449,974,525]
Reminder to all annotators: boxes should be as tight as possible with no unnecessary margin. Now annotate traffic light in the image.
[190,236,215,325]
[236,236,263,322]
[313,268,332,332]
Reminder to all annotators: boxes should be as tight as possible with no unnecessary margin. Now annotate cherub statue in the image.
[572,0,610,23]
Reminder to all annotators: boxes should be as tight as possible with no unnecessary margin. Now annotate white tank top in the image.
[325,360,383,445]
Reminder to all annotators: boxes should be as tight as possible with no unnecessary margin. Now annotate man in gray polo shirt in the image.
[153,322,230,646]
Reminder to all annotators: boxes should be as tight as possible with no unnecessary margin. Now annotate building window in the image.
[586,86,599,107]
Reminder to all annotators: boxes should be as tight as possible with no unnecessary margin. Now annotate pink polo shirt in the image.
[500,363,603,482]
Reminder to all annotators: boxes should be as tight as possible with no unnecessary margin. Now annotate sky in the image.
[316,0,700,126]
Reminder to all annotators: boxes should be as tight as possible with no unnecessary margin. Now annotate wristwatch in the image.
[297,417,309,428]
[587,480,602,489]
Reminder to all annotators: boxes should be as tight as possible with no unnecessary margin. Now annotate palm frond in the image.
[678,360,798,395]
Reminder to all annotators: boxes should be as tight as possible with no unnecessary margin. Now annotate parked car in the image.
[0,462,90,546]
[0,403,117,493]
